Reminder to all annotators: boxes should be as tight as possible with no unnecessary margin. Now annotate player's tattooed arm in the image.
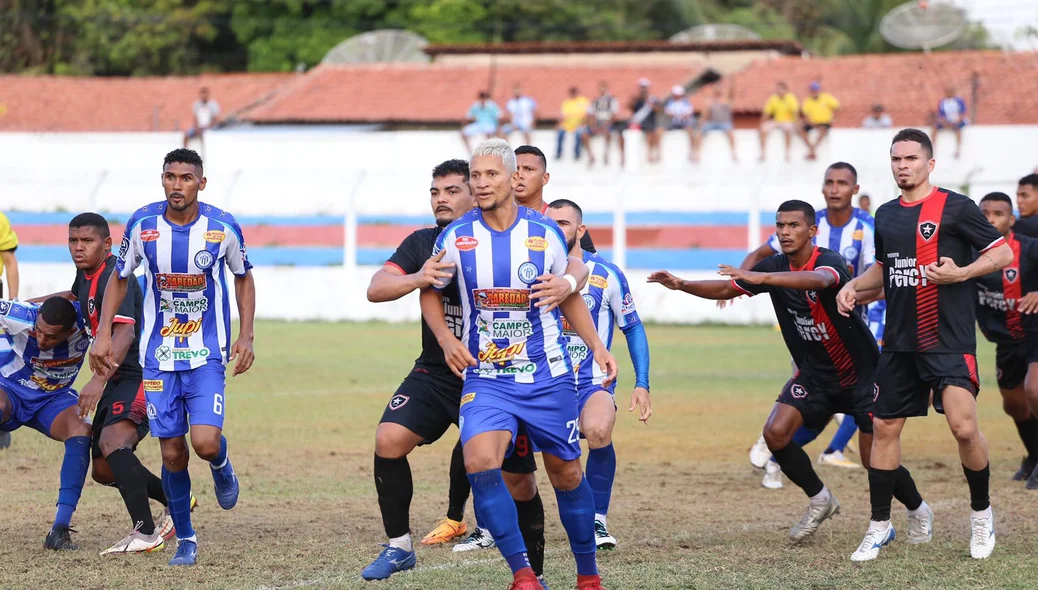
[718,265,836,291]
[559,294,618,387]
[924,243,1013,285]
[367,251,455,302]
[837,262,883,317]
[230,270,256,376]
[420,287,475,378]
[647,270,741,300]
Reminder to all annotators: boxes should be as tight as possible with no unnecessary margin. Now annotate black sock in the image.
[515,492,545,577]
[374,454,413,538]
[446,439,469,522]
[770,443,824,497]
[963,464,991,512]
[891,465,923,511]
[868,467,898,521]
[144,467,168,507]
[1014,418,1038,460]
[106,448,157,535]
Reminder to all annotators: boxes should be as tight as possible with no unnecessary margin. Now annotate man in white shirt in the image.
[183,87,221,148]
[861,104,892,129]
[502,84,537,146]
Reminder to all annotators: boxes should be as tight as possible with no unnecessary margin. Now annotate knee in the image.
[374,425,413,460]
[948,418,980,445]
[99,427,137,458]
[762,424,792,452]
[1002,395,1031,421]
[91,460,115,485]
[191,434,222,462]
[464,451,501,474]
[548,461,583,492]
[505,472,538,502]
[161,439,189,469]
[581,420,612,449]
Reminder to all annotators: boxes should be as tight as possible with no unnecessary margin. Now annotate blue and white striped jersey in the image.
[0,300,89,395]
[769,207,875,278]
[432,206,573,385]
[116,201,253,372]
[565,251,641,388]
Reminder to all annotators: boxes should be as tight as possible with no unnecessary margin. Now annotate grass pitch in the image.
[1,322,1037,589]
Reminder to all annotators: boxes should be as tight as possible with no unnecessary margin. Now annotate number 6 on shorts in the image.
[213,393,224,416]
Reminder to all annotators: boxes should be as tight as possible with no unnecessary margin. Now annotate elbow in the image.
[365,285,382,303]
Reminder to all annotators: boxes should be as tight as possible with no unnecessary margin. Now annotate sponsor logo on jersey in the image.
[621,292,636,314]
[525,237,548,252]
[589,275,608,290]
[155,345,210,362]
[473,288,531,311]
[160,317,202,338]
[918,221,938,242]
[388,394,409,410]
[567,342,590,363]
[143,379,164,392]
[30,375,65,391]
[456,236,479,251]
[194,250,215,271]
[977,284,1017,312]
[478,342,526,365]
[477,317,534,339]
[517,262,539,285]
[157,273,207,293]
[0,301,10,315]
[31,356,81,369]
[888,257,928,288]
[790,383,808,399]
[204,230,226,243]
[160,297,209,314]
[1005,267,1019,283]
[852,230,864,240]
[792,313,831,342]
[140,229,161,242]
[473,363,537,376]
[460,392,476,406]
[561,316,577,336]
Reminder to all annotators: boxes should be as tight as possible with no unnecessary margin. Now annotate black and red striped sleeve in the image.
[386,229,432,275]
[815,250,852,289]
[113,273,138,325]
[732,254,782,297]
[954,196,1005,253]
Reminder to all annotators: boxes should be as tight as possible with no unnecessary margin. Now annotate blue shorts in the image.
[144,362,227,438]
[459,375,581,461]
[577,381,617,416]
[0,378,79,437]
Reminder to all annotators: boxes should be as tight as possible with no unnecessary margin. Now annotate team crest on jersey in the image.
[147,402,158,419]
[194,250,215,271]
[918,221,938,242]
[0,301,10,315]
[517,262,539,285]
[1005,267,1019,283]
[791,384,808,399]
[388,395,409,411]
[873,384,880,402]
[806,290,818,304]
[74,338,89,352]
[87,298,95,315]
[119,236,130,257]
[582,294,596,310]
[621,292,636,314]
[842,246,859,262]
[140,229,161,242]
[455,236,479,251]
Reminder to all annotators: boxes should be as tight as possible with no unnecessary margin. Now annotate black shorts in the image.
[778,373,874,434]
[91,375,149,458]
[380,367,537,473]
[995,339,1038,390]
[803,123,832,133]
[874,351,980,419]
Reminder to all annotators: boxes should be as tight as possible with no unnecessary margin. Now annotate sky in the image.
[949,0,1038,49]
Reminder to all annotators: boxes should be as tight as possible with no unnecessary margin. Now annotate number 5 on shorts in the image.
[566,419,579,444]
[213,393,224,416]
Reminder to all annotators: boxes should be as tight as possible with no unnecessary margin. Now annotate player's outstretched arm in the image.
[91,274,129,376]
[647,270,741,300]
[419,287,475,378]
[559,294,618,387]
[230,270,256,376]
[718,265,836,291]
[837,262,883,316]
[621,322,651,423]
[367,250,455,302]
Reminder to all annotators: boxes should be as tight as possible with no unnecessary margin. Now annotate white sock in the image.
[389,533,413,552]
[868,519,891,532]
[907,500,930,517]
[211,456,228,470]
[971,506,992,520]
[809,486,831,506]
[595,513,608,526]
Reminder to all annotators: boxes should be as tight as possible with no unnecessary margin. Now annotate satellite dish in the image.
[880,1,967,52]
[322,30,430,64]
[670,24,762,43]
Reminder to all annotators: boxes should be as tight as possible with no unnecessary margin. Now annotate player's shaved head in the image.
[36,297,78,351]
[777,199,816,225]
[980,192,1015,236]
[548,199,583,224]
[68,212,110,238]
[822,163,859,213]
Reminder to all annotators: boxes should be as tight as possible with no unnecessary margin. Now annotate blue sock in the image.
[53,436,90,529]
[586,444,616,516]
[210,436,228,468]
[826,418,858,454]
[468,469,528,574]
[555,477,598,576]
[162,466,195,540]
[771,427,819,463]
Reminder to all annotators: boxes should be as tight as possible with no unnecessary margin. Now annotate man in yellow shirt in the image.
[799,82,840,160]
[758,82,799,162]
[556,87,590,161]
[0,210,17,450]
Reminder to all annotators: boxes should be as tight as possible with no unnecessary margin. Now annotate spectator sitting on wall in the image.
[664,85,698,163]
[932,86,968,159]
[758,81,798,163]
[556,86,590,161]
[862,104,892,128]
[858,194,872,216]
[502,83,537,146]
[461,90,501,154]
[630,79,663,164]
[584,81,624,168]
[700,83,738,162]
[798,81,840,161]
[183,86,221,149]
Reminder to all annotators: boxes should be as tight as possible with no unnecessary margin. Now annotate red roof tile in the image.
[0,73,295,132]
[701,50,1038,126]
[425,39,803,55]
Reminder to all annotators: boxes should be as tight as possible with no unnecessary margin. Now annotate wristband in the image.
[563,274,578,294]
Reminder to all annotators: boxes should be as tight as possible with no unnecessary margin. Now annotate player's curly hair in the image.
[163,148,204,174]
[40,297,78,330]
[891,128,933,158]
[432,159,469,182]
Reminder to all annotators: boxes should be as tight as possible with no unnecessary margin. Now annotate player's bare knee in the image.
[582,423,612,449]
[192,435,222,462]
[545,459,583,491]
[504,472,537,502]
[948,418,980,445]
[464,451,501,474]
[374,424,415,459]
[160,438,190,470]
[91,458,115,485]
[99,425,138,457]
[762,423,792,452]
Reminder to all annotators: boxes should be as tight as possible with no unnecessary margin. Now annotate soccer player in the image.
[1013,174,1038,238]
[421,138,617,590]
[743,163,882,482]
[649,199,926,543]
[0,297,92,550]
[513,145,596,253]
[837,128,1013,561]
[546,199,652,549]
[89,148,256,566]
[974,192,1038,487]
[362,160,585,585]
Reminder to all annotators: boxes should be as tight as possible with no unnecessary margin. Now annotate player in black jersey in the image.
[1012,174,1038,238]
[361,159,590,584]
[649,200,925,543]
[838,129,1013,561]
[974,193,1038,487]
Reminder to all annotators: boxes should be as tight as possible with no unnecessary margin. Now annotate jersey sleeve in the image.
[0,300,36,334]
[222,216,253,276]
[815,250,852,288]
[386,230,429,275]
[607,266,641,329]
[953,197,1005,253]
[0,213,18,251]
[430,228,459,291]
[70,272,83,298]
[543,220,570,277]
[766,233,781,253]
[860,222,876,270]
[732,256,781,296]
[115,219,144,278]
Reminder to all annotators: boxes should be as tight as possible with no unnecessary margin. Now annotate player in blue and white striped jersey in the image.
[741,163,886,481]
[420,139,616,590]
[90,148,257,567]
[0,297,93,550]
[547,200,651,552]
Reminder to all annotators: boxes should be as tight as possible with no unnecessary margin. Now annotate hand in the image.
[836,283,858,317]
[717,264,763,285]
[229,335,255,376]
[1018,292,1038,314]
[924,257,965,285]
[646,270,683,290]
[628,386,652,424]
[89,334,116,376]
[530,274,572,313]
[442,337,477,379]
[716,298,738,309]
[593,347,618,388]
[77,376,105,420]
[418,250,456,289]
